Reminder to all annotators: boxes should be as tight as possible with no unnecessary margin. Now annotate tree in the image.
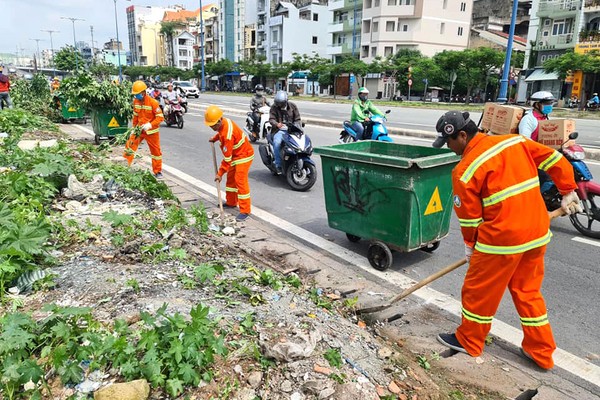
[238,56,272,87]
[289,53,331,96]
[89,62,117,81]
[54,46,84,72]
[160,21,183,67]
[544,50,600,107]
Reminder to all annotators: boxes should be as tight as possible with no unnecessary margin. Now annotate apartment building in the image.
[522,0,597,99]
[360,0,472,62]
[126,5,178,66]
[328,0,363,62]
[244,24,258,59]
[204,14,220,62]
[219,0,247,61]
[269,1,332,64]
[195,5,218,65]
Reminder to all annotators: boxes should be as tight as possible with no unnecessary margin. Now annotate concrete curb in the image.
[188,104,600,161]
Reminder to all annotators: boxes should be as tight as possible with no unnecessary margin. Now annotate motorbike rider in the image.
[350,87,384,140]
[250,84,271,137]
[588,92,600,109]
[149,87,164,109]
[518,91,554,142]
[163,83,182,118]
[269,90,302,174]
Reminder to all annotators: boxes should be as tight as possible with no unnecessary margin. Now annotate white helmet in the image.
[530,91,555,105]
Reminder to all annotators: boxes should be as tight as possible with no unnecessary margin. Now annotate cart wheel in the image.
[94,135,101,145]
[420,241,440,253]
[367,241,393,271]
[346,233,361,243]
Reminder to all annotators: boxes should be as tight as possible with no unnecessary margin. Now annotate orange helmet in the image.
[204,105,223,126]
[131,80,147,95]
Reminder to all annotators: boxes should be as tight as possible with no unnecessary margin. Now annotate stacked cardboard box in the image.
[489,105,524,135]
[481,103,497,131]
[537,119,576,149]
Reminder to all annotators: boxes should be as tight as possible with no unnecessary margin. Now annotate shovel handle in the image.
[210,142,225,220]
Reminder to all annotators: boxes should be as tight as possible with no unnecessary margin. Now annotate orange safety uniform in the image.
[210,118,254,214]
[123,95,164,174]
[452,133,576,369]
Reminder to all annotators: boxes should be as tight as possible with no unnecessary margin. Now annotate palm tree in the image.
[160,21,180,67]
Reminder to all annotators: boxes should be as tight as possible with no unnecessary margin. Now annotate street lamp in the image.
[29,38,44,69]
[61,16,85,70]
[41,29,59,76]
[199,0,206,91]
[497,0,518,103]
[113,0,131,83]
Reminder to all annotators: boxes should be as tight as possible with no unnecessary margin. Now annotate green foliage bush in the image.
[8,75,61,122]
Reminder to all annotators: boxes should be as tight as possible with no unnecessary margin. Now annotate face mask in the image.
[134,93,144,101]
[359,94,368,101]
[542,105,553,115]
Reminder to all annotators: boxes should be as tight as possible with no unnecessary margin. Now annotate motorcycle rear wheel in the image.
[286,163,317,192]
[569,193,600,239]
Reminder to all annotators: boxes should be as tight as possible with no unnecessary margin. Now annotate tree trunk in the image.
[333,75,337,100]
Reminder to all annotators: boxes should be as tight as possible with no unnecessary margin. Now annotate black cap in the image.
[432,111,472,148]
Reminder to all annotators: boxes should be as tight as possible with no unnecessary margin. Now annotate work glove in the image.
[141,122,152,132]
[465,244,474,263]
[561,191,583,215]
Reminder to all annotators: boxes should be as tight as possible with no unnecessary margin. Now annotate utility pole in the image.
[497,0,518,103]
[41,29,59,76]
[199,0,206,91]
[113,0,126,83]
[90,25,96,62]
[61,16,85,70]
[351,0,357,58]
[29,38,44,68]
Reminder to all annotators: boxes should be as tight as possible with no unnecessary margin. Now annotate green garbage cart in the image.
[90,108,129,145]
[57,96,86,123]
[314,141,460,271]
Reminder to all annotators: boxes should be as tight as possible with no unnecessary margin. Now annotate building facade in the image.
[244,24,258,59]
[219,0,247,61]
[270,1,332,64]
[126,5,178,66]
[328,0,363,62]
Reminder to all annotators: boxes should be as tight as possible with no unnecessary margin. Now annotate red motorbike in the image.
[164,98,184,129]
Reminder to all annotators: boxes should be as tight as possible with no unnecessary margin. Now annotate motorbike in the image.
[584,101,600,111]
[245,105,272,142]
[542,132,600,239]
[339,110,393,143]
[258,122,317,192]
[180,98,188,114]
[163,98,184,129]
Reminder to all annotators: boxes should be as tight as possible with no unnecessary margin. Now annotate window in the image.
[460,2,466,11]
[312,36,318,44]
[403,24,408,32]
[458,26,463,36]
[552,19,570,35]
[371,46,377,57]
[541,55,547,62]
[313,13,318,21]
[373,21,379,32]
[388,0,396,5]
[374,0,380,6]
[543,31,549,37]
[443,0,447,9]
[440,22,445,34]
[365,0,372,8]
[386,21,395,31]
[363,20,371,33]
[544,19,551,26]
[404,0,412,4]
[384,46,393,56]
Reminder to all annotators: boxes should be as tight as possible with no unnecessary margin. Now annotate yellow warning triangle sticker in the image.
[68,106,77,112]
[107,117,120,128]
[424,187,443,215]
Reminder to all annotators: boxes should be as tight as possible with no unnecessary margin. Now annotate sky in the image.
[1,0,206,56]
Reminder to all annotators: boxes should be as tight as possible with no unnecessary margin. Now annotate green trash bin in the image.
[57,96,85,123]
[90,108,129,145]
[314,141,460,271]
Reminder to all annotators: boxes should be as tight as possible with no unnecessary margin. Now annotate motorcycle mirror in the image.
[385,110,391,114]
[568,131,579,140]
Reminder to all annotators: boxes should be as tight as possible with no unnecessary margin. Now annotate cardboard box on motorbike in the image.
[537,119,576,149]
[489,105,524,135]
[481,102,498,131]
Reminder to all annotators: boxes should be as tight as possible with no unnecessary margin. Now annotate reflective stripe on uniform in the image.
[539,151,562,172]
[460,136,526,183]
[134,105,153,110]
[462,307,493,324]
[482,177,539,207]
[155,113,164,118]
[475,231,552,255]
[233,135,247,149]
[458,217,483,228]
[238,192,251,200]
[146,128,159,135]
[231,154,254,166]
[133,112,139,116]
[520,314,549,327]
[150,155,162,160]
[223,156,232,162]
[225,186,238,192]
[226,118,233,140]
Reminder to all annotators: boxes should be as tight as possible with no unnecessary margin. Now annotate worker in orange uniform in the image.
[432,111,582,370]
[124,80,165,179]
[205,105,254,222]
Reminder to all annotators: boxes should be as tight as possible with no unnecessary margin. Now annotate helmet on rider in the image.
[358,87,369,102]
[204,105,224,127]
[255,84,264,95]
[274,90,288,109]
[530,91,555,116]
[131,80,148,95]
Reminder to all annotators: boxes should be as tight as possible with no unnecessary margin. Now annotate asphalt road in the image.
[147,94,600,368]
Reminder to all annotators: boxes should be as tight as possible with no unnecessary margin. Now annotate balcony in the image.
[537,1,580,18]
[585,0,600,11]
[327,42,352,55]
[579,29,600,42]
[329,0,362,12]
[534,33,575,50]
[328,0,345,11]
[328,19,361,33]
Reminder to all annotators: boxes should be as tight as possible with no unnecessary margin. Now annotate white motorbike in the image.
[245,105,272,142]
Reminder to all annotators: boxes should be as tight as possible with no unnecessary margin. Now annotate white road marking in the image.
[572,236,600,248]
[143,153,600,388]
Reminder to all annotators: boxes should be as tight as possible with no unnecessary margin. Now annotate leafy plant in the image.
[126,278,141,294]
[102,211,134,227]
[417,355,431,370]
[194,262,225,283]
[329,372,346,384]
[309,288,333,310]
[324,348,343,368]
